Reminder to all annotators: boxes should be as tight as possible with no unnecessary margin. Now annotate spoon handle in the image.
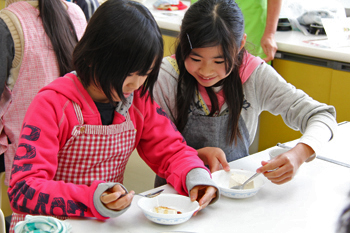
[277,143,350,168]
[243,172,260,186]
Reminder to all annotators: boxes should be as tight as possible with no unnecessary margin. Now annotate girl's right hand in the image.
[256,143,314,184]
[197,147,230,173]
[100,184,135,211]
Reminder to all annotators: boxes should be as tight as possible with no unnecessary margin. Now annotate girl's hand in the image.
[190,185,217,216]
[256,143,314,184]
[100,184,135,211]
[197,147,230,173]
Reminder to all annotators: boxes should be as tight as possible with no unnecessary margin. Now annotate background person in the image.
[236,0,282,62]
[73,0,99,21]
[0,0,86,187]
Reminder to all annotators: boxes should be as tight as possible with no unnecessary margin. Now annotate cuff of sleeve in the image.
[299,121,334,162]
[93,182,130,218]
[185,168,220,204]
[305,153,316,162]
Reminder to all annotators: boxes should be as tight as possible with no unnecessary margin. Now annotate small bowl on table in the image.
[212,169,266,199]
[137,193,199,225]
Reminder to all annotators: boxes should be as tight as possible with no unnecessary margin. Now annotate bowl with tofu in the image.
[212,169,266,199]
[137,193,199,225]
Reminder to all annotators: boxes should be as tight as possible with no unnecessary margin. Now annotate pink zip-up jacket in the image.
[8,73,212,220]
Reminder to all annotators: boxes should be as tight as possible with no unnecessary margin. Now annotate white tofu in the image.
[229,172,254,189]
[154,206,177,214]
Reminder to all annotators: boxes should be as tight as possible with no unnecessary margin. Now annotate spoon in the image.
[276,143,350,168]
[135,189,164,198]
[119,189,164,198]
[230,173,260,190]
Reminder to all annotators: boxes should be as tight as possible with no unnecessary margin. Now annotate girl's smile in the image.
[184,46,231,87]
[198,75,216,82]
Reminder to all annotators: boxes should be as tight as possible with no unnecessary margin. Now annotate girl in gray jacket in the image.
[153,0,337,187]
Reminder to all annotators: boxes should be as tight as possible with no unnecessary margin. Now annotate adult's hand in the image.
[261,33,278,63]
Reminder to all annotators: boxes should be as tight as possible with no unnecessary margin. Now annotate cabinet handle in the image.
[340,64,350,72]
[332,62,350,72]
[275,52,329,67]
[275,51,350,72]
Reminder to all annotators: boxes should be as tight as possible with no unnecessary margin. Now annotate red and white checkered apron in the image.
[10,101,136,232]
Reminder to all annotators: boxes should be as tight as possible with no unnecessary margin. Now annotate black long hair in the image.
[73,0,163,104]
[338,201,350,233]
[175,0,245,145]
[39,0,80,76]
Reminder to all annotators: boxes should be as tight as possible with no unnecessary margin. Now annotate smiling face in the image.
[184,45,232,87]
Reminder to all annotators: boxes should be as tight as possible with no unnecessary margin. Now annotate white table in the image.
[142,0,190,32]
[66,123,350,233]
[281,121,350,167]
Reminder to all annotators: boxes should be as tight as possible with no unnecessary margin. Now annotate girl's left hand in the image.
[256,143,314,184]
[197,147,230,173]
[190,185,217,216]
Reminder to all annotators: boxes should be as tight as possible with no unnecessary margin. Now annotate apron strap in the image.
[165,56,180,75]
[72,102,84,125]
[195,89,210,115]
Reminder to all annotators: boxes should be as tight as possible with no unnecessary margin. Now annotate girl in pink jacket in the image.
[8,0,218,231]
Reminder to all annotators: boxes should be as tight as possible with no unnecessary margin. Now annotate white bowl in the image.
[212,169,265,199]
[269,148,290,160]
[137,193,199,225]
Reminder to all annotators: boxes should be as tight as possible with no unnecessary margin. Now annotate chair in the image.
[0,172,11,218]
[0,209,5,233]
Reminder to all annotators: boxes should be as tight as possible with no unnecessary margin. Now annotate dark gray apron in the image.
[154,105,250,187]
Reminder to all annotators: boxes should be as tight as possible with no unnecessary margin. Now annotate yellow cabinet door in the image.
[330,70,350,123]
[0,0,5,10]
[258,59,333,151]
[163,35,177,57]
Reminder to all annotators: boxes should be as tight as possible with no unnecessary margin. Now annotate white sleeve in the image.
[253,63,337,156]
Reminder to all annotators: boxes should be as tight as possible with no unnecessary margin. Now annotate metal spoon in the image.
[135,189,164,198]
[276,143,350,168]
[230,173,260,190]
[119,188,164,199]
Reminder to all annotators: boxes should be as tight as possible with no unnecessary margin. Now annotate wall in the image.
[123,150,156,193]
